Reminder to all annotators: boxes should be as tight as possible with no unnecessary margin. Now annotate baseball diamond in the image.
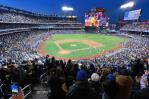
[38,34,126,60]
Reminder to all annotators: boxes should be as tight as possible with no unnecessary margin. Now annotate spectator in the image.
[66,70,98,99]
[140,68,149,89]
[89,73,102,97]
[48,67,66,99]
[116,73,133,99]
[102,80,119,99]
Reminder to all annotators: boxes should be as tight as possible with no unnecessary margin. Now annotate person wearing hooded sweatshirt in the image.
[66,70,99,99]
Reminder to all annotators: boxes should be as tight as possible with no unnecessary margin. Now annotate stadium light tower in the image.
[119,1,135,21]
[62,6,74,20]
[120,1,135,9]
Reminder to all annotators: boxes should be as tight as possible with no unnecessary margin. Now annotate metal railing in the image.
[0,84,4,96]
[9,84,32,99]
[40,71,48,89]
[22,84,32,98]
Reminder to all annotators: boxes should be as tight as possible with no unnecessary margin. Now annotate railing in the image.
[9,84,32,99]
[0,84,4,96]
[22,84,32,98]
[40,71,48,89]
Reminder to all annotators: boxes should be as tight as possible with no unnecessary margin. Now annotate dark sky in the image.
[0,0,149,23]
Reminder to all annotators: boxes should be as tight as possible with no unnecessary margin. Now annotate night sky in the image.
[0,0,149,23]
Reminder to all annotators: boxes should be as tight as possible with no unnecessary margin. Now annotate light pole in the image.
[119,1,135,25]
[62,6,74,21]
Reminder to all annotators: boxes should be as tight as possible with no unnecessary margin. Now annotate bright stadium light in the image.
[62,6,74,11]
[120,4,127,9]
[127,2,135,7]
[120,1,135,9]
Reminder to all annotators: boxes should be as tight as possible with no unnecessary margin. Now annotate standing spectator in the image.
[102,80,119,99]
[116,73,133,99]
[66,70,99,99]
[89,73,102,98]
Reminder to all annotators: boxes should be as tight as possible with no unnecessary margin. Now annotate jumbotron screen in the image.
[124,9,141,20]
[85,9,108,27]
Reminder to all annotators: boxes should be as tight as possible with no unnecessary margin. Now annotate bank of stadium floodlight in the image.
[62,6,74,11]
[120,1,135,9]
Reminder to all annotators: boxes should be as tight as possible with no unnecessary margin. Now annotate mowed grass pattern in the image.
[44,34,126,58]
[60,42,90,51]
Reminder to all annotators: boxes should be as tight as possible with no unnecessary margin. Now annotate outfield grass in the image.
[44,34,126,59]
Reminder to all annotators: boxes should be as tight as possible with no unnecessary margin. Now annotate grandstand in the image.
[120,22,149,33]
[0,3,149,99]
[0,5,84,35]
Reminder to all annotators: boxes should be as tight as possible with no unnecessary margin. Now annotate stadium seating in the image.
[120,22,149,32]
[0,5,149,99]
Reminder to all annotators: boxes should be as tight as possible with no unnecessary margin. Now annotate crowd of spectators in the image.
[50,30,85,34]
[0,31,149,99]
[0,30,51,63]
[0,5,79,24]
[0,12,44,23]
[1,54,149,99]
[94,34,149,67]
[120,22,149,32]
[45,56,149,99]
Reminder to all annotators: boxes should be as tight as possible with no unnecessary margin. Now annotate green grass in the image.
[44,34,126,59]
[60,42,90,51]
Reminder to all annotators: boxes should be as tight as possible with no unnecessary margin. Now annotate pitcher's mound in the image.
[59,50,71,54]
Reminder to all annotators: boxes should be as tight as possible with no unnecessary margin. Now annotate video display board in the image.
[85,8,108,27]
[124,9,141,20]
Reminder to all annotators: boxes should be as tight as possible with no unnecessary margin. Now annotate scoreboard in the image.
[85,8,108,27]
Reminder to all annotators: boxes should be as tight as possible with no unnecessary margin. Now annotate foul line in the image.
[55,42,64,50]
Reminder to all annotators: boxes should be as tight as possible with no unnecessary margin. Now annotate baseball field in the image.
[38,34,126,60]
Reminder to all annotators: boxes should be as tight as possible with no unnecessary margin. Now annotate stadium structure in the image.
[0,5,85,61]
[0,4,149,99]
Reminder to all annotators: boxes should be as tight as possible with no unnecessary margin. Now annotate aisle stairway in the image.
[27,83,49,99]
[27,71,49,99]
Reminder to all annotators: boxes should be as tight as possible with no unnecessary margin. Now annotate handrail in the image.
[22,84,32,98]
[9,84,32,99]
[40,71,48,82]
[0,84,3,95]
[40,71,48,89]
[22,84,31,90]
